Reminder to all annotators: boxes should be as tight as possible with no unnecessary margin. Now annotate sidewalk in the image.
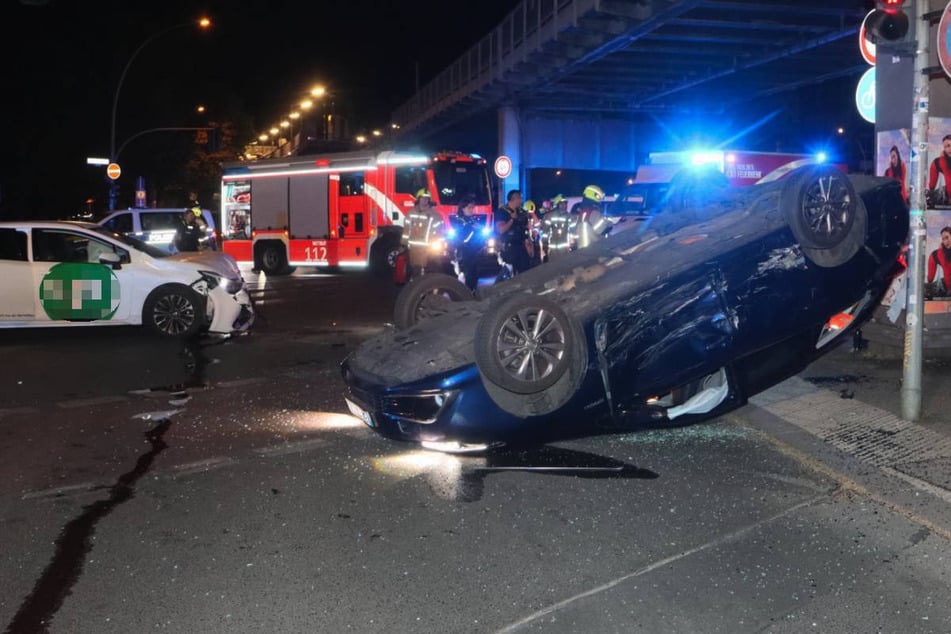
[741,326,951,509]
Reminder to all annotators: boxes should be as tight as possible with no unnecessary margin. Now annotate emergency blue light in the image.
[689,150,724,167]
[446,228,457,239]
[481,227,491,236]
[816,152,828,164]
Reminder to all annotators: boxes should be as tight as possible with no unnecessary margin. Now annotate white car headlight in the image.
[199,270,242,293]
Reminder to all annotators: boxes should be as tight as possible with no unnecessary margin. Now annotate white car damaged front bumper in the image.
[193,274,255,334]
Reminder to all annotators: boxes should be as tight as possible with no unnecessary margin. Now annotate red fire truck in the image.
[219,150,493,275]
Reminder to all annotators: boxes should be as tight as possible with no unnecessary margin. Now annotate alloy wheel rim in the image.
[495,308,566,382]
[154,294,196,335]
[801,174,852,244]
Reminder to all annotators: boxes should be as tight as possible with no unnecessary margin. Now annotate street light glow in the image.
[300,100,313,110]
[311,85,326,97]
[289,111,300,119]
[280,120,290,128]
[198,17,212,29]
[356,135,367,143]
[258,134,268,141]
[269,127,279,135]
[372,130,382,137]
[196,104,206,113]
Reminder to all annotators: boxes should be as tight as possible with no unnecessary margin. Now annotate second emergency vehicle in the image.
[220,150,493,275]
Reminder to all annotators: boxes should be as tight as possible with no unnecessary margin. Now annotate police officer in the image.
[544,194,572,261]
[403,188,445,279]
[174,207,204,252]
[495,189,534,275]
[451,197,482,291]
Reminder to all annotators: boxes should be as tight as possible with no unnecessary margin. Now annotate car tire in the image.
[781,165,865,267]
[143,285,204,338]
[393,273,474,329]
[259,242,290,276]
[474,294,584,397]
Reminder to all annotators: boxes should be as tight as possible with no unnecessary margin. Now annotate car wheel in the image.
[781,165,865,267]
[259,243,290,276]
[143,285,204,338]
[393,273,474,329]
[474,294,583,397]
[370,234,401,277]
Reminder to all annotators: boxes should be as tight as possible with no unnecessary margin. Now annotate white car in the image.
[0,221,254,337]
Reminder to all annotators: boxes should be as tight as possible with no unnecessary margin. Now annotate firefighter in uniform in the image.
[402,188,446,279]
[523,200,543,267]
[575,185,613,249]
[544,194,572,261]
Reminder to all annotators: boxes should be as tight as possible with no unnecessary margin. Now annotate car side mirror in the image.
[99,251,122,270]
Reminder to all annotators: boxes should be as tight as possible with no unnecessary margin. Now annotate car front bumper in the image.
[207,286,255,334]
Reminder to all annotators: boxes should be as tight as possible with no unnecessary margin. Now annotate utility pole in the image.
[901,0,930,421]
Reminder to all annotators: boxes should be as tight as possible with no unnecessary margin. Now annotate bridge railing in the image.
[394,0,595,131]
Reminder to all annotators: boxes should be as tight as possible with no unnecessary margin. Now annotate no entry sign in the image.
[494,155,512,179]
[106,163,121,180]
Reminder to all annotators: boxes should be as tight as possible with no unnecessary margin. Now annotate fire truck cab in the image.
[220,150,493,275]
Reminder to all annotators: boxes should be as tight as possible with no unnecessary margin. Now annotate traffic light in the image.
[866,0,914,51]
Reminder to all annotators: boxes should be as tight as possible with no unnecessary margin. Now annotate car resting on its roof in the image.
[341,165,909,453]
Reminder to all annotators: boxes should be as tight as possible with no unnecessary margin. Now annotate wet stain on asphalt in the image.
[4,418,173,634]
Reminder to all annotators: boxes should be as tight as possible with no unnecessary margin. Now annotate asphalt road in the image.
[1,269,950,633]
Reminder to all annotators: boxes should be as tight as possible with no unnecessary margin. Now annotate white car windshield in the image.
[87,225,170,259]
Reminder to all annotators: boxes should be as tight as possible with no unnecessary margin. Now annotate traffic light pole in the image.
[901,0,929,421]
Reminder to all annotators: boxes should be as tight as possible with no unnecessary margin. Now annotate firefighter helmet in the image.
[523,200,536,213]
[551,194,567,206]
[415,188,432,200]
[583,185,605,203]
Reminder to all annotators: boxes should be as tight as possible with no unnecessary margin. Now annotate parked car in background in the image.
[98,207,217,253]
[0,221,253,338]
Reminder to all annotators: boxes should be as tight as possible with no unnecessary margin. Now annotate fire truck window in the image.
[395,166,428,194]
[339,174,364,196]
[341,214,349,227]
[354,213,364,233]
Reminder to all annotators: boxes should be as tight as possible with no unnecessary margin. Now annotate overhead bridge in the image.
[392,0,867,190]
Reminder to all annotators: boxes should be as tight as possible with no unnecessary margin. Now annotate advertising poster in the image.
[877,122,951,317]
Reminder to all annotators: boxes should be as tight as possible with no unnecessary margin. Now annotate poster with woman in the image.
[876,129,910,204]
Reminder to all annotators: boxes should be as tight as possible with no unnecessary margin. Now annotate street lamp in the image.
[108,16,212,210]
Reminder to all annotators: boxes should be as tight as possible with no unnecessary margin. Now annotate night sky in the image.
[0,0,517,217]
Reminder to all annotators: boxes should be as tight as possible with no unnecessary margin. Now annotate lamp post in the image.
[108,17,211,210]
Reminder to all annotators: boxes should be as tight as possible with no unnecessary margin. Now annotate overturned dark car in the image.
[341,166,908,452]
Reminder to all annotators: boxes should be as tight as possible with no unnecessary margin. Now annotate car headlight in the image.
[199,270,242,293]
[381,390,457,424]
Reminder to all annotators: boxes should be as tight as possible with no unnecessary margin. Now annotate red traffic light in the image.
[868,3,910,43]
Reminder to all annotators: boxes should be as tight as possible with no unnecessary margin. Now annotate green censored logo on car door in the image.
[38,263,121,320]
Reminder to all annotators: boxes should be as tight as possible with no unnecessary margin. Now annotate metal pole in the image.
[901,0,930,421]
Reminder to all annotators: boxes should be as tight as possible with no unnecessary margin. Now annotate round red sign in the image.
[494,155,512,179]
[106,163,121,180]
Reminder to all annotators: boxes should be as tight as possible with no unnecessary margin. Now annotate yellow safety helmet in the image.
[523,200,536,213]
[551,194,567,206]
[583,185,605,203]
[415,188,432,199]
[190,205,203,217]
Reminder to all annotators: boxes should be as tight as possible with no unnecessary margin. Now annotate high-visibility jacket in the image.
[544,211,573,256]
[405,206,444,247]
